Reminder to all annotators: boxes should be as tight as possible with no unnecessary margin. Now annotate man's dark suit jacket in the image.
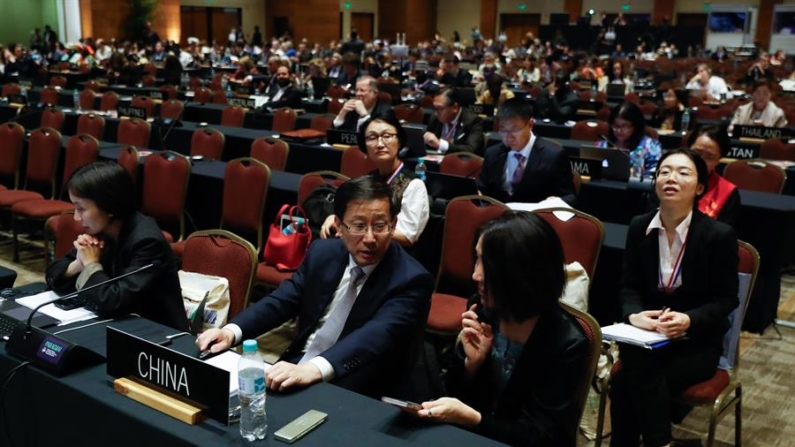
[266,85,303,110]
[441,69,473,88]
[446,297,589,447]
[620,210,739,349]
[477,137,576,205]
[230,238,433,397]
[46,212,189,331]
[336,99,393,131]
[426,108,486,156]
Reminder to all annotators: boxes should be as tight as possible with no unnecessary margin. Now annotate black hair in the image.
[687,124,731,158]
[436,87,461,106]
[333,176,401,220]
[356,110,405,153]
[497,96,534,121]
[607,101,646,149]
[68,161,137,221]
[478,212,566,322]
[654,148,709,202]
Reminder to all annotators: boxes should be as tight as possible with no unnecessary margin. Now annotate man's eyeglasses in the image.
[341,221,392,235]
[363,133,397,146]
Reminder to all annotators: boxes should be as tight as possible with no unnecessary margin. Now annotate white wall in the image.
[180,0,265,41]
[339,0,378,41]
[63,0,82,44]
[437,0,480,42]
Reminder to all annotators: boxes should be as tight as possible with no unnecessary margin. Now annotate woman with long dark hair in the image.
[597,102,662,177]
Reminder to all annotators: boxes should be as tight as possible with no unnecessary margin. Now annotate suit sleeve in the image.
[619,216,649,321]
[448,116,485,155]
[684,224,739,339]
[716,188,741,229]
[319,271,434,379]
[476,145,503,199]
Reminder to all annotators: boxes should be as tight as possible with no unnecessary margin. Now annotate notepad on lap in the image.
[601,323,681,349]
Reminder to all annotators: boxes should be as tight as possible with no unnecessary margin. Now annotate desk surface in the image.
[0,316,506,447]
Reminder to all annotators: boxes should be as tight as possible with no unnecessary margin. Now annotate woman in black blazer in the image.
[414,212,589,447]
[610,149,739,447]
[46,162,188,331]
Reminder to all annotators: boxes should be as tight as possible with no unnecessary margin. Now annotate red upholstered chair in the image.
[340,146,376,178]
[188,77,203,90]
[79,89,97,110]
[160,99,184,120]
[11,134,99,261]
[571,120,609,142]
[40,87,59,105]
[419,94,435,109]
[2,83,21,98]
[141,74,156,87]
[378,92,392,105]
[49,75,67,87]
[193,87,212,104]
[325,85,347,99]
[596,106,611,122]
[309,114,334,133]
[439,152,484,179]
[250,137,289,171]
[84,80,101,92]
[143,63,157,77]
[327,98,345,115]
[394,104,424,124]
[117,145,140,185]
[76,113,106,140]
[212,89,228,104]
[0,127,62,219]
[221,105,246,127]
[624,92,640,105]
[99,91,120,111]
[181,230,258,321]
[533,208,605,281]
[141,151,191,243]
[45,211,84,266]
[271,107,297,132]
[190,128,225,160]
[723,159,787,194]
[0,123,26,190]
[429,196,508,335]
[131,95,155,119]
[117,118,151,148]
[40,108,65,132]
[159,85,178,100]
[256,171,349,288]
[759,139,795,161]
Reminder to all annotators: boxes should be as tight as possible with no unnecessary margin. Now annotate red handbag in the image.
[263,204,312,271]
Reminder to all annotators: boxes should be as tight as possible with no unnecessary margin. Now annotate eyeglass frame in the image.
[363,132,398,147]
[340,221,393,235]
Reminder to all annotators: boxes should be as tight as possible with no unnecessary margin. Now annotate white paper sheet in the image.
[16,291,98,326]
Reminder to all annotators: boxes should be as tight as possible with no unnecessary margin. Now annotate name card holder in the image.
[569,157,603,179]
[326,128,358,146]
[106,327,231,425]
[117,105,147,119]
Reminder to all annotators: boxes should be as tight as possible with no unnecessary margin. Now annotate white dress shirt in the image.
[646,210,692,291]
[502,132,536,194]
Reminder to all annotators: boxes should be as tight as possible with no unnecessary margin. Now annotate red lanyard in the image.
[658,236,687,293]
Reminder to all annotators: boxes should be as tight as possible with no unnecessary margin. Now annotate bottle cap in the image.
[242,339,258,352]
[296,217,305,225]
[418,157,425,163]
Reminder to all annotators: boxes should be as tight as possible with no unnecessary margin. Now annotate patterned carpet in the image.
[4,239,795,446]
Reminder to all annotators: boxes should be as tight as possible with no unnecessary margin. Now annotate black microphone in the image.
[599,134,616,148]
[158,97,190,150]
[25,262,157,332]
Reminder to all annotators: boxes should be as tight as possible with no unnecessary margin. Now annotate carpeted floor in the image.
[5,238,795,446]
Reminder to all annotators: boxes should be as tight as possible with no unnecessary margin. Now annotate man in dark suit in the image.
[263,65,303,110]
[477,97,576,205]
[424,87,485,155]
[340,29,365,56]
[437,54,473,88]
[197,177,433,397]
[333,75,393,131]
[336,51,364,87]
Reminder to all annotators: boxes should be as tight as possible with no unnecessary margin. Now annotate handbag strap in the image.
[273,204,292,225]
[288,205,308,224]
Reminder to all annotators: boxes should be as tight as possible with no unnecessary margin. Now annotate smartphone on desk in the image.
[381,396,422,411]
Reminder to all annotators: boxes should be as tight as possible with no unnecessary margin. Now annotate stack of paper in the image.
[16,290,97,326]
[601,323,681,349]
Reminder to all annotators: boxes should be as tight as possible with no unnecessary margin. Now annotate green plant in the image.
[125,0,159,42]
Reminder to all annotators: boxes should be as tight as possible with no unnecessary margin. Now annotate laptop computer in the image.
[606,83,626,99]
[425,171,479,200]
[0,299,59,340]
[579,145,631,182]
[401,123,428,159]
[311,76,330,99]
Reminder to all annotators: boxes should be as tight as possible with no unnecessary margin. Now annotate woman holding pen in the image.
[610,149,739,447]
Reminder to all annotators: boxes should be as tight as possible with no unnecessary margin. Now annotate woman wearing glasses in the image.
[610,149,738,447]
[320,112,429,247]
[412,212,590,447]
[596,102,662,178]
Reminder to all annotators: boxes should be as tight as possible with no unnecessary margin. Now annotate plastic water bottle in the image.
[73,89,80,110]
[681,108,691,133]
[307,82,314,100]
[283,217,305,235]
[21,86,28,103]
[415,158,427,181]
[181,72,189,90]
[631,146,645,180]
[238,340,267,442]
[590,82,597,101]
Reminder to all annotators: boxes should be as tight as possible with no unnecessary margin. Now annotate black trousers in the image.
[609,340,720,447]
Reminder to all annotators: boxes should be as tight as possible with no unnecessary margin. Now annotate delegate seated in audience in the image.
[597,102,662,177]
[410,60,441,96]
[197,176,433,398]
[517,56,540,83]
[414,212,589,447]
[424,87,485,155]
[162,54,182,86]
[729,80,787,128]
[107,51,138,86]
[437,54,473,88]
[262,64,302,109]
[611,149,738,447]
[336,51,365,88]
[477,97,576,205]
[745,53,774,83]
[534,70,579,124]
[685,64,731,101]
[688,125,741,227]
[333,75,393,131]
[323,112,429,247]
[46,162,188,331]
[476,73,514,107]
[229,56,259,86]
[651,88,691,132]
